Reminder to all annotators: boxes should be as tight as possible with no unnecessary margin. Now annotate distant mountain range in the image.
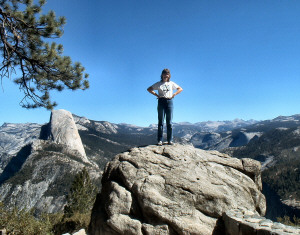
[0,111,300,220]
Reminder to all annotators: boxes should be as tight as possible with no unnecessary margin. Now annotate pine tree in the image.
[0,0,89,109]
[64,168,97,217]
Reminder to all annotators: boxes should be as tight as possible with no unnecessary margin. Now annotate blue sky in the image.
[1,0,300,127]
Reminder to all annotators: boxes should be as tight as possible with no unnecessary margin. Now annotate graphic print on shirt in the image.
[161,84,170,93]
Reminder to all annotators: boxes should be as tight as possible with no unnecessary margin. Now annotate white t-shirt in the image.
[151,81,180,99]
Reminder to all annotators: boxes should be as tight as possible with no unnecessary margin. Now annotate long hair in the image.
[160,68,171,82]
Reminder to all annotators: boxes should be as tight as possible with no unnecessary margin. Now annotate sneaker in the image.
[157,141,163,146]
[168,141,174,145]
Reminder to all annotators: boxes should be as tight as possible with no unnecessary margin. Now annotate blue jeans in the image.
[157,98,173,142]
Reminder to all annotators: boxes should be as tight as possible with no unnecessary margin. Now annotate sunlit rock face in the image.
[223,209,300,235]
[47,109,89,163]
[0,109,101,213]
[89,144,266,235]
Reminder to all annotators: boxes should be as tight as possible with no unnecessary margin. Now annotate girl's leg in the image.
[166,100,173,143]
[157,100,165,142]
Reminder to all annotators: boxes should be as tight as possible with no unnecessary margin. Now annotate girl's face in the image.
[162,73,170,82]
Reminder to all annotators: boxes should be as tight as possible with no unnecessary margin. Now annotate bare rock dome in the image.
[47,109,88,163]
[89,144,266,235]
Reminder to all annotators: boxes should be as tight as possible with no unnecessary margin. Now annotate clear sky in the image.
[1,0,300,127]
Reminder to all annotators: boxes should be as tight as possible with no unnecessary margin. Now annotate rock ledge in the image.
[89,144,266,235]
[223,208,300,235]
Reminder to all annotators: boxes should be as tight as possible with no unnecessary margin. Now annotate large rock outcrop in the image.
[46,109,88,163]
[0,109,101,213]
[89,144,266,235]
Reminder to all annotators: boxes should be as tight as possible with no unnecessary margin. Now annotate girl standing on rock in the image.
[147,68,183,146]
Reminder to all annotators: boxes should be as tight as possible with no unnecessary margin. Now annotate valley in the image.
[0,111,300,221]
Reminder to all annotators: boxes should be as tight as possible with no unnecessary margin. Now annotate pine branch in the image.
[0,1,89,109]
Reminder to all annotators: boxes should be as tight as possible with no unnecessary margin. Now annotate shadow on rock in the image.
[0,144,31,185]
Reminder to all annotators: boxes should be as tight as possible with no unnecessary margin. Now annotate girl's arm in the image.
[172,86,183,99]
[147,86,160,98]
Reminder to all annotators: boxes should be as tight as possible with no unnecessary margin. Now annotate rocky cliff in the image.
[44,110,89,163]
[0,110,101,213]
[89,144,266,235]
